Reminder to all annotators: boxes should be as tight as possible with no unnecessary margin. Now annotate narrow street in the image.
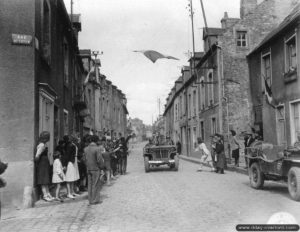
[1,142,300,232]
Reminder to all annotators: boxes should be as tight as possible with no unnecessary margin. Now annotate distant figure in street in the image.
[52,151,65,202]
[195,137,215,172]
[213,134,225,174]
[229,130,240,167]
[84,135,104,205]
[35,131,54,202]
[100,137,112,185]
[176,141,182,155]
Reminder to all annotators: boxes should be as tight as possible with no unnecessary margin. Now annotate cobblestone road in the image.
[1,142,300,232]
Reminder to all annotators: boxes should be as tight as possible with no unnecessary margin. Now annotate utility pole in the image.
[158,98,161,116]
[188,0,196,58]
[70,0,73,23]
[200,0,211,49]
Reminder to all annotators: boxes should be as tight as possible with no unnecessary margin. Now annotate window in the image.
[236,31,247,47]
[208,71,214,105]
[193,90,196,116]
[276,106,286,146]
[175,104,178,120]
[63,110,69,135]
[193,127,197,148]
[200,76,205,110]
[291,101,300,144]
[285,34,297,72]
[42,0,51,63]
[88,89,91,106]
[188,94,191,118]
[99,98,101,123]
[211,117,217,134]
[179,96,182,118]
[63,38,69,85]
[262,53,271,87]
[200,121,204,140]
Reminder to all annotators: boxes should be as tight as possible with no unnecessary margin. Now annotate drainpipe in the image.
[217,45,231,163]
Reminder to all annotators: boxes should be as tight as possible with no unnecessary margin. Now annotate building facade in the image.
[248,4,300,146]
[163,0,299,158]
[0,0,128,207]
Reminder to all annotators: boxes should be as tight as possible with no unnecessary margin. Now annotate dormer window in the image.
[236,31,247,47]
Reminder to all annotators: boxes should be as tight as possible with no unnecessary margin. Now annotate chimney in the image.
[240,0,257,19]
[221,12,229,29]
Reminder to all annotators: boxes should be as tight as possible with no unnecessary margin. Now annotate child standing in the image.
[52,151,65,201]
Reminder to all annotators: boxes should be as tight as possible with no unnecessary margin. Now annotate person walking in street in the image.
[195,137,215,172]
[52,150,65,202]
[100,137,112,185]
[35,131,54,202]
[176,141,182,155]
[229,130,240,167]
[213,134,226,174]
[84,135,104,205]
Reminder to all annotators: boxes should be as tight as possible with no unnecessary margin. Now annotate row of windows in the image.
[174,71,215,121]
[262,33,297,86]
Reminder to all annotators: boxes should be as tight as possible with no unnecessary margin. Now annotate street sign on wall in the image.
[11,34,32,46]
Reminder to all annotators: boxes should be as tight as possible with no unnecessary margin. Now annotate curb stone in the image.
[179,155,248,175]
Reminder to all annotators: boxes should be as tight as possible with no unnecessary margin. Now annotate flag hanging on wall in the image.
[133,50,179,63]
[264,79,278,108]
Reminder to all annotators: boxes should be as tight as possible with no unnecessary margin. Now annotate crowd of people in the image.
[35,131,131,204]
[194,128,264,174]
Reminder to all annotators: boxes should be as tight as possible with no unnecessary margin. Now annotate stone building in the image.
[163,0,299,158]
[0,0,85,207]
[248,4,300,146]
[0,0,128,208]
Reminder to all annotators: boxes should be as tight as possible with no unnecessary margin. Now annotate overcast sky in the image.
[64,0,244,125]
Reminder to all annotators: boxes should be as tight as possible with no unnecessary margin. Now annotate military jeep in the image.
[246,141,300,201]
[143,144,179,172]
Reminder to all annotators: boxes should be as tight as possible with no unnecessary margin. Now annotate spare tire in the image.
[288,167,300,201]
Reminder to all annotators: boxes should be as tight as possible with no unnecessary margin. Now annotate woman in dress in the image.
[213,134,226,174]
[64,135,77,199]
[35,131,54,201]
[52,150,65,202]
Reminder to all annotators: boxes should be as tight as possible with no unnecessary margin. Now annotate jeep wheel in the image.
[288,167,300,201]
[249,162,264,189]
[173,155,179,171]
[144,157,150,173]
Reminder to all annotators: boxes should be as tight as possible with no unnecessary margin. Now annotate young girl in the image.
[52,151,65,201]
[195,137,215,172]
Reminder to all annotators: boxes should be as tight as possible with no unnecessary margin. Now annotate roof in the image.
[188,52,205,61]
[175,76,183,83]
[249,4,300,56]
[122,103,129,115]
[79,49,91,58]
[203,27,225,39]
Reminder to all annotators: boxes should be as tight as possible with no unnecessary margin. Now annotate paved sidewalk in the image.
[179,155,248,175]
